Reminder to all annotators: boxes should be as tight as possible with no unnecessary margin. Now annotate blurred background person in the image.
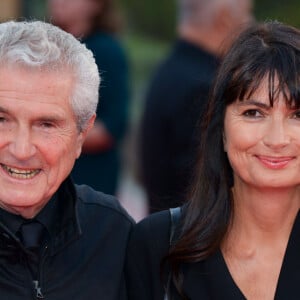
[139,0,254,213]
[48,0,130,195]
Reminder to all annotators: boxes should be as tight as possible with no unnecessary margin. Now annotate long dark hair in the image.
[165,21,300,298]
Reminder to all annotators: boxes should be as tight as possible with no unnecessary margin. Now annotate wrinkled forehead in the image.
[0,61,75,82]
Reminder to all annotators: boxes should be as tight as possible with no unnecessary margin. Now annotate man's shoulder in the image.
[74,184,134,224]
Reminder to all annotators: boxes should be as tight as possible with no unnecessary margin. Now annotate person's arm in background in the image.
[82,120,114,153]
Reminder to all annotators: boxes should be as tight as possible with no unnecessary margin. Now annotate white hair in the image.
[178,0,247,25]
[0,20,100,131]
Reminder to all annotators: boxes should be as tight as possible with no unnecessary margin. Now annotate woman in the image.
[48,0,129,195]
[126,21,300,299]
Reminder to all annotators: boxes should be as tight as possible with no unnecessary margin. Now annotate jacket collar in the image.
[46,177,82,256]
[0,177,82,257]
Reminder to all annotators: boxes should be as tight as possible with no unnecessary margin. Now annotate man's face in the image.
[0,66,88,218]
[232,0,254,29]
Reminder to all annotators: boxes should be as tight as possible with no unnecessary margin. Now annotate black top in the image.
[0,177,134,300]
[125,210,300,299]
[0,195,61,279]
[0,193,58,238]
[0,206,25,235]
[139,39,219,212]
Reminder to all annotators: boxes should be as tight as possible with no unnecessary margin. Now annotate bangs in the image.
[222,23,300,109]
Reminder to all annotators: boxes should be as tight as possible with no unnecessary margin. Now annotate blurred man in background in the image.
[140,0,254,213]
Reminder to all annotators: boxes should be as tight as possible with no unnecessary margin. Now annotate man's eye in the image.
[0,116,8,123]
[40,122,54,128]
[242,109,262,118]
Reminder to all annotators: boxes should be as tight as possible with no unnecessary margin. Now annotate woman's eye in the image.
[242,109,262,118]
[292,110,300,119]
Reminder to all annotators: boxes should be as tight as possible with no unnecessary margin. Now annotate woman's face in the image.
[223,78,300,190]
[49,0,100,27]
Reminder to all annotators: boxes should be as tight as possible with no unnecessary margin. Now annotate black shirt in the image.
[126,210,300,299]
[0,177,134,300]
[0,193,60,245]
[0,206,24,236]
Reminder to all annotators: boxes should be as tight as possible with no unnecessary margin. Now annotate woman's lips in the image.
[256,155,294,169]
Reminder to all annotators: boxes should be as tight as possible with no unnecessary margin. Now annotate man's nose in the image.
[8,126,36,160]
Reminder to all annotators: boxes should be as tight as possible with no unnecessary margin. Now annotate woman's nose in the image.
[262,118,290,149]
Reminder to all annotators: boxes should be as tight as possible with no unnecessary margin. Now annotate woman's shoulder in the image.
[125,210,172,300]
[129,210,171,251]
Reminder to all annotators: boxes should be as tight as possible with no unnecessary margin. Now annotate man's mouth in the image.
[1,164,41,179]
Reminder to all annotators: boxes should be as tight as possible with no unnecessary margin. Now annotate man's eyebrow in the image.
[0,106,66,121]
[36,115,65,121]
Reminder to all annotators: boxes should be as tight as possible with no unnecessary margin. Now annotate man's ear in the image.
[75,114,96,158]
[82,114,96,140]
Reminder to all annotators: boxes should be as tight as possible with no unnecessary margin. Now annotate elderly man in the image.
[139,0,254,213]
[0,20,133,299]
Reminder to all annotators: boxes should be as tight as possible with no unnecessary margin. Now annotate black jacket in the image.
[140,39,219,212]
[0,177,134,299]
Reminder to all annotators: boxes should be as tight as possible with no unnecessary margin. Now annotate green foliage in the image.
[254,0,300,27]
[119,0,300,41]
[22,0,48,20]
[120,0,176,41]
[122,34,170,121]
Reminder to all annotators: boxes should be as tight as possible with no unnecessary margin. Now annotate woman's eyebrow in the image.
[237,100,270,109]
